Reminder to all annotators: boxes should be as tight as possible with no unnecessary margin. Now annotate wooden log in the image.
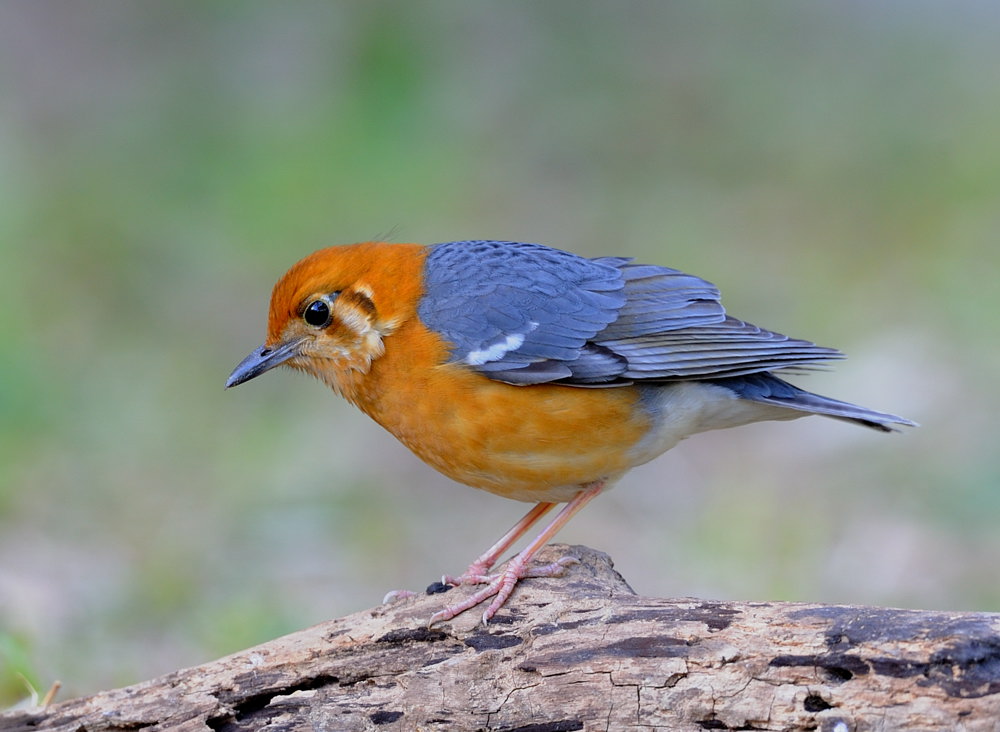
[3,545,999,731]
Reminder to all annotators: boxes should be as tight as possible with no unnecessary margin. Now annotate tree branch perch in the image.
[3,545,999,731]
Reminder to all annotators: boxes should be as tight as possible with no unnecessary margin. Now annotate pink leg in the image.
[443,501,557,585]
[430,481,605,626]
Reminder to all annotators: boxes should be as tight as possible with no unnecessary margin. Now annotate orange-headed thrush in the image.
[226,240,915,624]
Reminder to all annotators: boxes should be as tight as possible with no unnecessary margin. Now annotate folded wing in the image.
[419,240,842,386]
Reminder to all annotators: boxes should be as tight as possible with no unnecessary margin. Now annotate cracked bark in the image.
[3,545,999,731]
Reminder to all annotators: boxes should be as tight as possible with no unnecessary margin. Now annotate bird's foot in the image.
[429,554,578,626]
[443,555,577,588]
[441,558,494,587]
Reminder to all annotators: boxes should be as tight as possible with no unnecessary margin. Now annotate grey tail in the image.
[713,373,918,433]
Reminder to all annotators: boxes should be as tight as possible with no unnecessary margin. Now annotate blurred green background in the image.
[2,1,998,705]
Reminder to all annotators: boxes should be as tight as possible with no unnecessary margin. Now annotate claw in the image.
[382,589,418,604]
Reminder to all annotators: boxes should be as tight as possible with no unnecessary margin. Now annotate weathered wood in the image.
[3,545,999,731]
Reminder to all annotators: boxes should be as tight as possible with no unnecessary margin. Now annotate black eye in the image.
[304,299,332,328]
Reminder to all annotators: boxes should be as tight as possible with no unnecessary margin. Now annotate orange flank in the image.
[357,353,651,503]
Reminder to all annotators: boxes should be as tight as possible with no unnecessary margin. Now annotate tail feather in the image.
[714,373,917,433]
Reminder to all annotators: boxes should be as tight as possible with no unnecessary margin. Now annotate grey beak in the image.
[225,339,304,388]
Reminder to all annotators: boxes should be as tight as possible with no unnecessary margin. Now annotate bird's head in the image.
[226,242,425,395]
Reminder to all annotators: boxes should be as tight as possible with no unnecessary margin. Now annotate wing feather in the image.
[418,240,842,386]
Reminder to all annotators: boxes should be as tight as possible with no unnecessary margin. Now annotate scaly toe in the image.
[428,578,503,626]
[480,564,526,623]
[382,589,418,604]
[442,557,498,587]
[442,571,495,586]
[519,555,579,578]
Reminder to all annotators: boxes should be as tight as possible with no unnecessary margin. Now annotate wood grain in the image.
[3,545,998,731]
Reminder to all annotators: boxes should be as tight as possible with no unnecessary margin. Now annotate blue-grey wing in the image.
[418,240,841,386]
[419,241,625,381]
[604,315,843,380]
[419,241,723,383]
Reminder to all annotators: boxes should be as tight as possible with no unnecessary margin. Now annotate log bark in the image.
[3,545,999,731]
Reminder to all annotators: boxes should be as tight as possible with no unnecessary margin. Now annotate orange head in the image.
[226,242,427,397]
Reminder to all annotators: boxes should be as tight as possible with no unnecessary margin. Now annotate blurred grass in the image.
[2,1,1000,705]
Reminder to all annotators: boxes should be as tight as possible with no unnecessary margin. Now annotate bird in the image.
[226,239,915,625]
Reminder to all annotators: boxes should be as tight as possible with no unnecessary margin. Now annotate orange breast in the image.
[339,318,652,502]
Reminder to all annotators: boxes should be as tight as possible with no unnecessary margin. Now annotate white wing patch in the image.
[465,332,527,366]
